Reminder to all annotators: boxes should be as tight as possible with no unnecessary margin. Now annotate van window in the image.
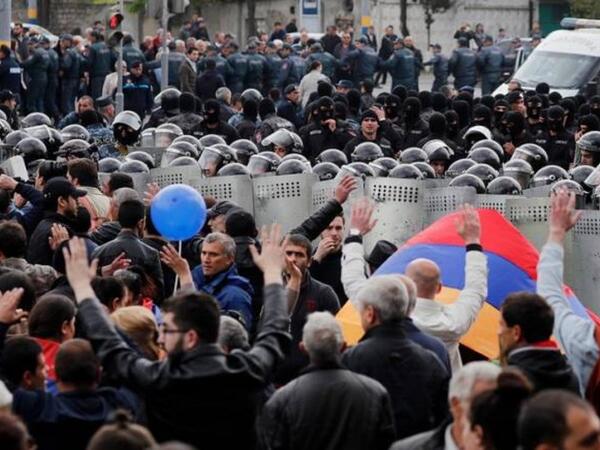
[514,50,599,89]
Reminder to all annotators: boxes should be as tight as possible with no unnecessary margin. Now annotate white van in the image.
[494,18,600,97]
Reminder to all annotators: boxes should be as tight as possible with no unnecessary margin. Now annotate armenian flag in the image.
[336,209,599,359]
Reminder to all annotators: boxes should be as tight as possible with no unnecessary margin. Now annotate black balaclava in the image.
[526,95,543,120]
[204,100,221,124]
[317,97,335,122]
[548,91,563,106]
[560,98,576,129]
[535,82,550,95]
[418,91,433,110]
[444,110,460,139]
[472,105,492,129]
[579,103,591,117]
[258,98,276,120]
[334,101,348,121]
[502,111,526,140]
[406,89,419,99]
[493,99,510,126]
[480,95,495,111]
[384,95,401,120]
[346,89,361,116]
[317,81,334,98]
[429,112,447,135]
[242,98,258,121]
[403,97,421,125]
[451,99,471,129]
[376,93,389,105]
[432,93,448,113]
[574,94,587,109]
[546,105,566,133]
[456,92,473,109]
[590,95,600,121]
[392,85,407,103]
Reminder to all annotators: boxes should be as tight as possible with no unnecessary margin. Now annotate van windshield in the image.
[513,50,599,89]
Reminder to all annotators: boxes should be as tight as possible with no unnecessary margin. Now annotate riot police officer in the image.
[57,34,80,115]
[22,36,50,114]
[41,37,60,121]
[87,31,112,100]
[342,36,379,86]
[477,35,504,95]
[534,105,574,170]
[225,42,249,94]
[245,41,268,93]
[448,37,477,90]
[423,43,448,92]
[384,39,416,90]
[264,43,283,92]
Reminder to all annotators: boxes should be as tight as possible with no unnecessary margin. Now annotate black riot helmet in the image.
[0,119,11,140]
[211,143,237,163]
[462,126,492,149]
[113,111,142,146]
[446,159,476,179]
[98,158,121,173]
[313,162,340,181]
[154,123,183,148]
[126,151,156,169]
[389,164,424,180]
[25,125,63,158]
[119,160,150,174]
[570,165,595,191]
[56,139,92,159]
[241,88,263,105]
[369,157,399,177]
[218,163,251,177]
[161,142,199,168]
[532,165,570,187]
[198,134,227,151]
[502,159,534,189]
[469,147,501,170]
[61,124,90,142]
[199,146,233,177]
[230,139,258,165]
[466,163,499,186]
[341,162,375,178]
[400,147,428,164]
[172,135,202,153]
[22,112,52,128]
[352,142,384,163]
[15,137,47,165]
[4,130,29,147]
[449,173,486,193]
[261,129,303,155]
[422,139,452,162]
[315,148,348,167]
[412,161,436,179]
[511,143,549,172]
[154,88,181,114]
[276,159,312,176]
[281,153,310,165]
[577,131,600,167]
[247,152,281,176]
[471,139,504,160]
[551,180,586,209]
[487,176,523,195]
[169,156,199,167]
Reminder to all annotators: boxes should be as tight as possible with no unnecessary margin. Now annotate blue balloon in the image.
[150,184,206,241]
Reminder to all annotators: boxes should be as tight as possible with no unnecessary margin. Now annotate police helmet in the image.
[592,185,600,209]
[22,112,52,128]
[56,139,92,159]
[61,124,90,143]
[261,129,303,155]
[126,151,156,169]
[154,88,181,113]
[172,135,202,153]
[281,153,310,164]
[15,137,47,165]
[471,139,504,160]
[141,128,155,147]
[531,165,570,187]
[468,147,502,170]
[412,161,436,179]
[449,173,486,194]
[241,89,263,105]
[512,143,549,172]
[169,141,200,159]
[466,163,499,186]
[161,142,199,168]
[389,164,424,180]
[230,139,259,165]
[199,146,233,177]
[576,131,600,154]
[198,134,227,150]
[169,156,199,167]
[487,176,523,195]
[113,111,143,146]
[351,142,384,163]
[422,140,452,162]
[4,130,29,147]
[462,125,492,148]
[276,159,312,176]
[154,123,183,148]
[0,119,11,140]
[119,160,150,174]
[570,165,595,191]
[217,163,251,177]
[25,125,63,157]
[247,152,281,176]
[0,109,6,122]
[315,149,348,167]
[341,162,376,178]
[502,159,534,189]
[98,157,122,173]
[313,162,340,181]
[551,179,587,209]
[369,157,399,177]
[400,147,428,164]
[211,143,237,163]
[446,158,476,179]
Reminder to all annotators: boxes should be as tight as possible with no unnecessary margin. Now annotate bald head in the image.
[405,258,442,299]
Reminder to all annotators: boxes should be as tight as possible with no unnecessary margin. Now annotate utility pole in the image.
[400,0,409,38]
[0,0,10,48]
[160,0,169,90]
[109,5,125,113]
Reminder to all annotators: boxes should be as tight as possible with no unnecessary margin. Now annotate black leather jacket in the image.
[78,283,290,449]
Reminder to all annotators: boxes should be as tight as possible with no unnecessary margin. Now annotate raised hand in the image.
[161,244,193,286]
[350,197,378,235]
[334,175,358,204]
[63,237,98,303]
[0,288,26,325]
[48,223,70,251]
[455,204,481,245]
[101,252,132,277]
[549,190,582,243]
[249,224,286,285]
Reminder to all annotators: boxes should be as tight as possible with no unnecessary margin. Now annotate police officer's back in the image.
[477,35,504,95]
[448,37,477,89]
[384,40,416,90]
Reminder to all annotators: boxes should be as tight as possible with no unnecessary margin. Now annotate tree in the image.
[420,0,455,47]
[569,0,600,18]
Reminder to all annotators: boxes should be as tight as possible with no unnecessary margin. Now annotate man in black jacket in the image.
[260,311,396,450]
[92,200,164,302]
[195,58,225,101]
[123,61,153,120]
[61,225,291,450]
[342,275,450,439]
[27,177,82,266]
[499,292,580,394]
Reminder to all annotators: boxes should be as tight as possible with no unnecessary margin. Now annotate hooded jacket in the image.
[191,263,254,329]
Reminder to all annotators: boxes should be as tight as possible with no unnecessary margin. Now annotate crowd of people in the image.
[0,14,599,450]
